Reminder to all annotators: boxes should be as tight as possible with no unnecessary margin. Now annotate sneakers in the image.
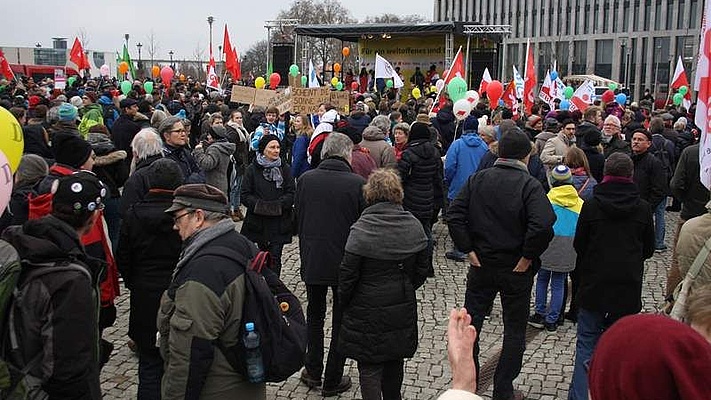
[299,369,322,389]
[527,313,545,329]
[322,376,352,397]
[655,245,668,253]
[544,321,557,333]
[445,249,467,262]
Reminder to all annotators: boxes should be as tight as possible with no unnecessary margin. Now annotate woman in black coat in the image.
[338,169,430,400]
[116,158,183,400]
[240,134,295,276]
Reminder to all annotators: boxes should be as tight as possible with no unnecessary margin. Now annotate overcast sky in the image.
[0,0,433,60]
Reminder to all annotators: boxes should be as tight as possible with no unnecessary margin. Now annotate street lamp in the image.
[124,33,130,48]
[136,42,143,75]
[169,50,174,69]
[207,16,214,53]
[654,44,662,99]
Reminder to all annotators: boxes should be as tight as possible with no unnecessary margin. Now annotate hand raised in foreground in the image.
[447,308,478,394]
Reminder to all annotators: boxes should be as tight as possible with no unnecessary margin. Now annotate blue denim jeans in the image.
[230,172,243,213]
[534,269,567,324]
[654,199,666,249]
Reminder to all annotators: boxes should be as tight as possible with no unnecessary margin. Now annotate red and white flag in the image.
[479,67,492,94]
[523,39,536,114]
[569,80,595,112]
[696,0,711,189]
[671,56,692,110]
[0,49,15,81]
[539,70,554,105]
[430,47,465,115]
[68,37,91,76]
[502,80,518,118]
[206,52,219,90]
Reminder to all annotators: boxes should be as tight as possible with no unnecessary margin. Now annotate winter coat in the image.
[398,139,442,221]
[163,143,205,184]
[447,158,556,269]
[431,108,456,152]
[534,130,557,157]
[240,159,295,245]
[671,144,711,220]
[193,140,236,196]
[540,132,573,171]
[602,135,631,158]
[572,172,597,202]
[117,190,181,351]
[119,154,164,216]
[0,179,42,233]
[338,202,429,363]
[581,145,605,183]
[224,123,250,176]
[87,132,129,198]
[540,185,583,273]
[360,126,396,168]
[347,112,371,136]
[158,220,266,400]
[632,151,669,208]
[2,216,103,400]
[445,133,489,200]
[575,180,655,316]
[23,123,53,160]
[291,135,311,178]
[295,157,366,285]
[111,114,141,157]
[675,201,711,303]
[350,145,377,179]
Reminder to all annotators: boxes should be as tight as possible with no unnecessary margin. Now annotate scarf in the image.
[601,175,634,184]
[256,154,283,188]
[494,158,529,173]
[227,120,249,143]
[174,218,236,277]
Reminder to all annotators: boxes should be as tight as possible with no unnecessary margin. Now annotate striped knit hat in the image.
[550,164,573,186]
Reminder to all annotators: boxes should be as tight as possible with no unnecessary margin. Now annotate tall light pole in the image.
[136,42,142,77]
[169,50,174,69]
[207,16,214,54]
[124,33,130,49]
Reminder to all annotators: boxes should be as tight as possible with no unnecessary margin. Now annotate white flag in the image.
[308,59,320,88]
[513,66,524,99]
[569,80,595,112]
[206,60,219,90]
[375,53,404,88]
[539,70,553,105]
[696,0,711,189]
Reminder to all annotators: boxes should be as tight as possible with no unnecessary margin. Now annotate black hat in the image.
[258,134,280,154]
[51,171,107,213]
[165,183,228,214]
[498,128,532,160]
[147,158,184,191]
[53,132,93,169]
[408,122,431,143]
[119,98,138,109]
[632,128,653,142]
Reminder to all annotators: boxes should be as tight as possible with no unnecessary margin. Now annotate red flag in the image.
[503,80,519,118]
[443,48,465,83]
[68,37,90,73]
[0,49,15,81]
[232,47,241,80]
[524,40,536,114]
[671,56,692,108]
[223,26,235,75]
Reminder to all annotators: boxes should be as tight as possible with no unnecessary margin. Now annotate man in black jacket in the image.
[295,132,366,397]
[568,153,654,399]
[447,129,555,400]
[111,98,141,161]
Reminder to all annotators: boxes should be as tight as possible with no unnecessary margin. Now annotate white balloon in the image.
[100,64,110,77]
[453,99,472,121]
[465,90,480,104]
[435,79,445,92]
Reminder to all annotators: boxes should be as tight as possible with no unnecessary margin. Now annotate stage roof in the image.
[295,22,460,42]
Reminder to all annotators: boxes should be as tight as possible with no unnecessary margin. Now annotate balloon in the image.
[160,66,174,84]
[615,93,627,105]
[333,63,341,73]
[120,80,132,95]
[255,76,266,89]
[67,76,76,87]
[430,85,438,93]
[412,87,422,99]
[144,81,154,94]
[465,90,480,104]
[601,89,615,103]
[498,99,505,107]
[151,65,160,78]
[673,92,684,106]
[100,64,110,77]
[447,76,468,102]
[385,79,394,88]
[301,76,308,86]
[453,99,472,121]
[435,80,445,93]
[560,99,571,110]
[0,150,12,215]
[269,72,281,89]
[342,47,350,57]
[563,86,574,100]
[336,82,343,91]
[608,82,618,91]
[0,107,24,172]
[289,64,299,77]
[118,61,129,74]
[351,81,359,91]
[331,77,339,86]
[550,71,558,81]
[679,85,689,96]
[179,74,186,82]
[486,80,504,109]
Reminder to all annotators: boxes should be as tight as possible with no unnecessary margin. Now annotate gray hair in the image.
[131,128,163,161]
[371,115,391,135]
[674,119,687,131]
[393,122,410,133]
[479,125,496,140]
[158,116,184,139]
[150,109,168,129]
[182,207,229,222]
[321,132,353,161]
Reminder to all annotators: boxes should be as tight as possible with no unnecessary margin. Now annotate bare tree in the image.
[240,40,269,79]
[363,14,429,23]
[146,30,160,67]
[77,27,90,49]
[193,42,206,81]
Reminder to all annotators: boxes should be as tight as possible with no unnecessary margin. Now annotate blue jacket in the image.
[291,135,311,178]
[444,132,488,200]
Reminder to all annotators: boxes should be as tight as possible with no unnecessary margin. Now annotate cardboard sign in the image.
[291,87,331,114]
[230,85,256,104]
[267,89,293,115]
[330,91,351,114]
[253,89,278,108]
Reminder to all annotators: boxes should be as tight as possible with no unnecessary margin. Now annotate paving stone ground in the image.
[100,210,678,399]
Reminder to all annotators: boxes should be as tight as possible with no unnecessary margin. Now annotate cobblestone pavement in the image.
[100,211,678,399]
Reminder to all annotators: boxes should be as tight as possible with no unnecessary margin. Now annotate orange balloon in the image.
[118,61,129,74]
[179,74,186,82]
[333,63,341,73]
[342,47,350,57]
[151,65,160,77]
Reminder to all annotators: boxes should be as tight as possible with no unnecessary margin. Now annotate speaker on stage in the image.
[272,44,294,88]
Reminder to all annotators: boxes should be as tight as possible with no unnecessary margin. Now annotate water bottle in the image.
[243,322,264,383]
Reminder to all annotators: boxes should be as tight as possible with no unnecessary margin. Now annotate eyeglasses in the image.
[170,128,187,133]
[173,211,194,223]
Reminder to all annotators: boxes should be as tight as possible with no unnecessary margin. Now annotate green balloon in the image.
[289,64,300,77]
[120,80,132,95]
[608,82,618,91]
[679,85,689,96]
[301,75,308,86]
[563,86,574,100]
[144,81,154,94]
[673,92,684,106]
[386,79,394,88]
[336,82,343,91]
[447,77,468,102]
[67,76,76,86]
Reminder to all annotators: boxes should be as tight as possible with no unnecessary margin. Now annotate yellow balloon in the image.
[330,77,339,86]
[255,76,266,89]
[0,107,24,172]
[412,87,422,99]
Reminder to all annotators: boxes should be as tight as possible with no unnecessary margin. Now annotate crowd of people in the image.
[1,68,711,400]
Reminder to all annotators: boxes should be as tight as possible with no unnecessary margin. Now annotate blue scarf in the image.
[256,154,283,188]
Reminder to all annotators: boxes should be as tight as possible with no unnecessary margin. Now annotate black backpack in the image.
[212,249,307,383]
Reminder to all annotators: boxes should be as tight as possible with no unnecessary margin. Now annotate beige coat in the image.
[676,203,711,297]
[540,132,574,174]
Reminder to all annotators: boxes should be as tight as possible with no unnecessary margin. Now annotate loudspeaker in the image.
[272,44,294,88]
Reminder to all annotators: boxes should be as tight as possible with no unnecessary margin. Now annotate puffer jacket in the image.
[359,126,396,168]
[193,140,236,195]
[87,132,129,198]
[397,139,442,221]
[158,221,265,400]
[540,184,583,273]
[444,132,488,200]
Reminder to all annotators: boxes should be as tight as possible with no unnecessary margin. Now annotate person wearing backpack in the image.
[1,172,108,400]
[158,184,266,400]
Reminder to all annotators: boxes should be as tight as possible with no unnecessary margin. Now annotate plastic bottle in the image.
[243,322,265,383]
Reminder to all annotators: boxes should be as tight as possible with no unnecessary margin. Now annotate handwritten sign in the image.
[230,85,256,104]
[330,91,351,114]
[253,89,278,108]
[291,87,331,114]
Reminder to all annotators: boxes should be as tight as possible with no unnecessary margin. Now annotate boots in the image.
[231,209,244,222]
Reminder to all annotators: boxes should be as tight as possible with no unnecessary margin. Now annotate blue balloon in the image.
[498,99,505,107]
[550,71,558,81]
[615,93,627,105]
[560,99,570,110]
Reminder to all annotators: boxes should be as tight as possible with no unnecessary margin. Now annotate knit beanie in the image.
[258,134,280,154]
[58,103,78,122]
[498,128,532,159]
[463,115,479,132]
[53,132,93,168]
[15,154,49,186]
[549,164,573,187]
[408,122,431,143]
